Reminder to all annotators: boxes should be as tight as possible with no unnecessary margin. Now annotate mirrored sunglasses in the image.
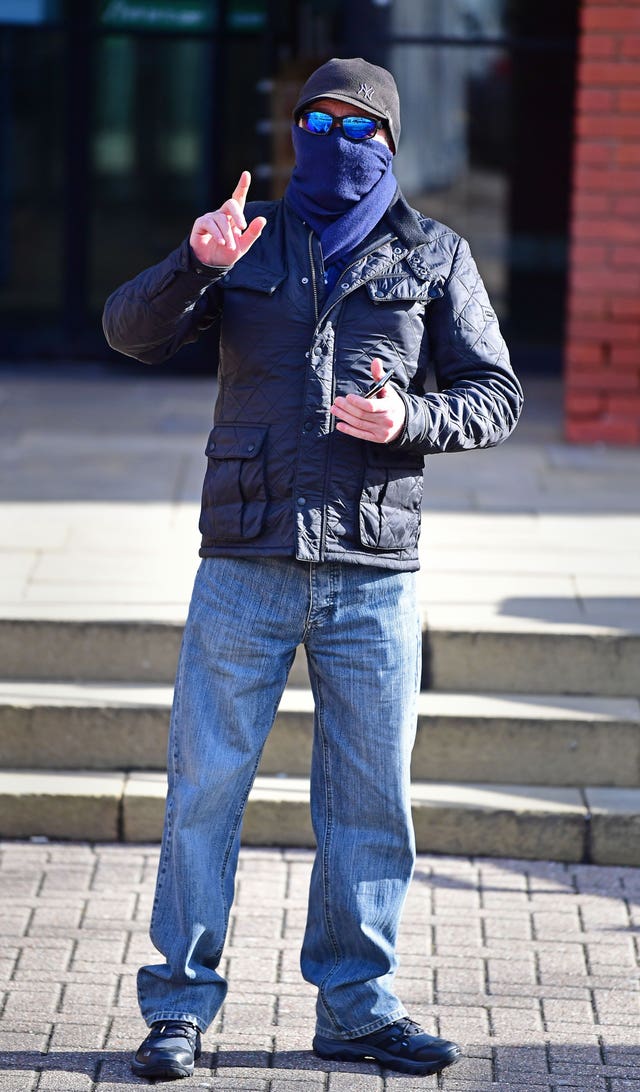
[299,110,385,141]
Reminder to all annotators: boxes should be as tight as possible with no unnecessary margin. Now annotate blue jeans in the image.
[138,556,421,1039]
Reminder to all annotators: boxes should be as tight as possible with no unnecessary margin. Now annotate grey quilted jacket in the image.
[103,191,523,571]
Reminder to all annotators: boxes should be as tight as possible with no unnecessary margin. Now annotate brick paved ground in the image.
[1,844,640,1090]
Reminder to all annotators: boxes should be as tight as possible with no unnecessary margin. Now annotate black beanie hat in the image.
[293,57,401,153]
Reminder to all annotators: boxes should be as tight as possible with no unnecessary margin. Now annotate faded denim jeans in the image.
[138,556,421,1039]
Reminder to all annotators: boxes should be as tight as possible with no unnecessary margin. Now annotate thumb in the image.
[370,357,384,382]
[235,215,266,259]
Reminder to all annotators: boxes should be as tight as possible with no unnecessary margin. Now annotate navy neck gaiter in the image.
[285,125,397,273]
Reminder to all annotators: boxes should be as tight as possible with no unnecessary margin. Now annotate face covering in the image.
[285,124,397,273]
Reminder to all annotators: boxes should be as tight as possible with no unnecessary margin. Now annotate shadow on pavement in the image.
[1,1043,639,1086]
[414,856,640,906]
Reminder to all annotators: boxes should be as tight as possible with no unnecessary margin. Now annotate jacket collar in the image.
[384,189,431,251]
[230,194,431,298]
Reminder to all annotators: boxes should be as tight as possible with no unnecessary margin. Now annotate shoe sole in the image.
[130,1059,194,1079]
[130,1046,200,1081]
[313,1039,461,1076]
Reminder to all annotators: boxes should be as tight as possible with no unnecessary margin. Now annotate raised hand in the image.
[330,357,406,444]
[189,170,266,269]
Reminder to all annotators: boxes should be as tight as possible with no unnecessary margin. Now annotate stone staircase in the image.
[1,615,639,865]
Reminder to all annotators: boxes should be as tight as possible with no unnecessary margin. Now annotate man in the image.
[104,57,522,1081]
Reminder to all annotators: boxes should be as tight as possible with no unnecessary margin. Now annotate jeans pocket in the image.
[199,424,268,542]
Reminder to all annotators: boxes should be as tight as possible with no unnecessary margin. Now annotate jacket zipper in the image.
[318,308,344,561]
[312,232,396,562]
[305,230,329,560]
[307,230,331,559]
[308,231,319,325]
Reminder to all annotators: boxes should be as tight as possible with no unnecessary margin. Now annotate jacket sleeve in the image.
[393,236,523,453]
[102,237,228,364]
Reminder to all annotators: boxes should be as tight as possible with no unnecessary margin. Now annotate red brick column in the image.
[564,0,640,444]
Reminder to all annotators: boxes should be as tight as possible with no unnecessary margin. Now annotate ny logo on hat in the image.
[358,82,375,101]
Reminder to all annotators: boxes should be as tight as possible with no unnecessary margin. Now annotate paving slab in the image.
[1,842,639,1090]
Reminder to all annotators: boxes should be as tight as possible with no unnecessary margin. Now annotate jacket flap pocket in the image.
[219,264,286,295]
[205,425,267,459]
[359,461,424,551]
[366,268,445,303]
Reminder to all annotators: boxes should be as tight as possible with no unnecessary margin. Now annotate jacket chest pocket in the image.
[199,424,268,542]
[359,449,425,552]
[365,261,445,305]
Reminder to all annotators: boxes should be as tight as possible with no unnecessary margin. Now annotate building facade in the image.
[1,0,637,443]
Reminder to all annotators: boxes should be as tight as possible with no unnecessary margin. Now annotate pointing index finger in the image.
[232,170,252,212]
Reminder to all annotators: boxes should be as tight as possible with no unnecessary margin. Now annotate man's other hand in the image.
[190,171,266,269]
[330,358,406,444]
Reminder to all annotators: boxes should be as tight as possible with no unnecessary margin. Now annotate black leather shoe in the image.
[131,1020,202,1080]
[313,1017,461,1076]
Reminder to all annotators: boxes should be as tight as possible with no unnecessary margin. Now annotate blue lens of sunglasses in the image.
[301,111,379,140]
[343,115,379,139]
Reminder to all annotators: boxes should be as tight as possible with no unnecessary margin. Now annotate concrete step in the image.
[1,682,639,787]
[2,616,639,695]
[0,769,638,866]
[426,624,640,699]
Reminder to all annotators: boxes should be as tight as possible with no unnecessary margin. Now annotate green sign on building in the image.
[100,0,265,32]
[101,1,214,31]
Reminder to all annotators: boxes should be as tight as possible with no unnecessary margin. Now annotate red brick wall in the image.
[564,0,640,444]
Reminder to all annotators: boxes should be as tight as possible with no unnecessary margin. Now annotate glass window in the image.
[90,34,213,310]
[0,0,577,367]
[0,1,61,23]
[91,22,267,314]
[394,41,511,323]
[381,0,577,360]
[0,26,65,325]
